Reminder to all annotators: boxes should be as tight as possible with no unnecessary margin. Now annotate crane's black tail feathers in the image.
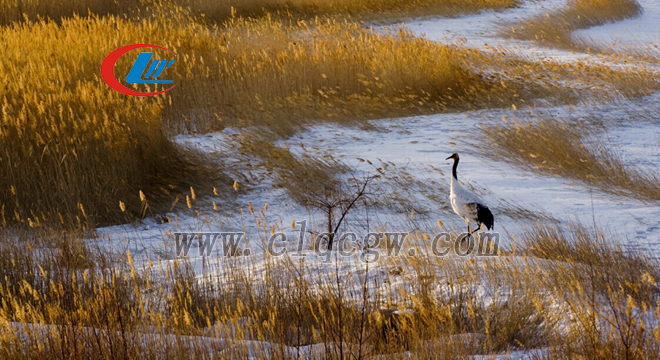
[476,204,494,230]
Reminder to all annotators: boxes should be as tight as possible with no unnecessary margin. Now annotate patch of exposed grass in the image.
[0,0,519,26]
[167,16,529,136]
[479,119,660,202]
[505,0,642,50]
[174,0,520,24]
[236,133,348,207]
[453,47,660,109]
[519,224,660,358]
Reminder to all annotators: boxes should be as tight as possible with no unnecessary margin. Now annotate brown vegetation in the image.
[479,119,660,202]
[0,220,658,358]
[0,0,519,26]
[0,6,528,227]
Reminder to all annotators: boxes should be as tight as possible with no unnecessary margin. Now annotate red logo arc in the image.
[100,44,176,97]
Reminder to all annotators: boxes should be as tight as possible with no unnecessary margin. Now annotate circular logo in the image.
[101,44,176,97]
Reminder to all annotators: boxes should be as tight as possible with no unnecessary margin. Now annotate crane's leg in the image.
[462,223,471,243]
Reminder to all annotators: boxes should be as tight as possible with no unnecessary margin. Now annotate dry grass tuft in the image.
[168,16,525,135]
[236,133,348,207]
[479,119,660,202]
[175,0,519,23]
[519,224,660,358]
[0,0,519,26]
[521,224,660,301]
[505,0,642,50]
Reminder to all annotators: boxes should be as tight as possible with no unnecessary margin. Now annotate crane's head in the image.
[445,153,459,161]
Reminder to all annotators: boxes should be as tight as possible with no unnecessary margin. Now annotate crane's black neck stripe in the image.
[452,157,458,179]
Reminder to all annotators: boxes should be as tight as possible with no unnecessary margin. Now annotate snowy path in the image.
[404,0,568,48]
[575,0,660,51]
[280,96,660,251]
[404,0,660,67]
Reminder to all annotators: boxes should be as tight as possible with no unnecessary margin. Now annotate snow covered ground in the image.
[280,97,660,251]
[93,0,660,264]
[85,0,659,329]
[404,0,660,67]
[83,1,660,357]
[404,0,568,49]
[575,0,660,50]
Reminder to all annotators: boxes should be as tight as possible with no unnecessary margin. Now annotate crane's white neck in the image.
[449,157,460,194]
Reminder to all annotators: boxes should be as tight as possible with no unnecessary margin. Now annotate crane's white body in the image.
[449,174,482,229]
[446,153,493,233]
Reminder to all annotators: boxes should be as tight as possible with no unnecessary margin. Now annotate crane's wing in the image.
[453,182,483,205]
[455,202,494,229]
[458,202,479,221]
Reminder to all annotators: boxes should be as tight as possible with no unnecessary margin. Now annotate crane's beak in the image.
[445,155,453,160]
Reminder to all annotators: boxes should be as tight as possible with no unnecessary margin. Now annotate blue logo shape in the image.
[125,52,176,84]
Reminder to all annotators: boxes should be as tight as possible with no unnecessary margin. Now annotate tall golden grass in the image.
[165,15,525,135]
[0,6,525,226]
[174,0,519,23]
[0,0,518,25]
[0,0,131,25]
[169,13,660,134]
[0,12,218,227]
[0,219,658,358]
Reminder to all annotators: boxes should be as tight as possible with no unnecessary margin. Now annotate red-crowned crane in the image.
[445,153,494,238]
